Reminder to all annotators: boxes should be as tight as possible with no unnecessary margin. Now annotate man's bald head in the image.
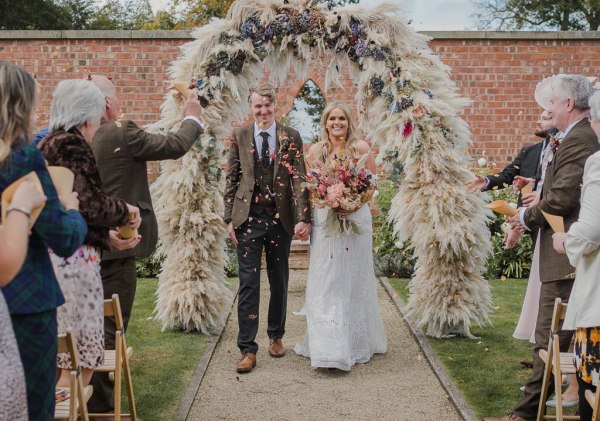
[90,75,118,121]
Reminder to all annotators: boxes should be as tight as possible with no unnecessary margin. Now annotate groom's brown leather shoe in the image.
[268,338,285,358]
[236,353,256,373]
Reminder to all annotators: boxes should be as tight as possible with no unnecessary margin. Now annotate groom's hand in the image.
[183,92,202,119]
[294,222,311,241]
[227,222,238,247]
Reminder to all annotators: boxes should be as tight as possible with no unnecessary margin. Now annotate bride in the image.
[294,102,387,371]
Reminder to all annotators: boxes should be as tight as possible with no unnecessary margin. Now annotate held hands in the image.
[12,180,47,213]
[126,204,142,230]
[465,175,486,193]
[59,191,80,211]
[294,222,311,241]
[109,230,141,250]
[552,232,567,254]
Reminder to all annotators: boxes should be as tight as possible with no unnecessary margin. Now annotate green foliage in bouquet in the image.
[372,180,416,278]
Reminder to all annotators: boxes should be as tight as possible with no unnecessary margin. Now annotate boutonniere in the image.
[277,128,292,153]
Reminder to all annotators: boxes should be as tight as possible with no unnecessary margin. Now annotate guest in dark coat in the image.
[0,60,87,421]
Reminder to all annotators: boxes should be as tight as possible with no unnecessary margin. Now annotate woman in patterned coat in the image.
[39,79,141,388]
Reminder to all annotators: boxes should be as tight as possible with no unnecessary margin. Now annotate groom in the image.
[224,82,311,373]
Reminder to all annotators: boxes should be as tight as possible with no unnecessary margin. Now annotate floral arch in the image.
[149,0,492,338]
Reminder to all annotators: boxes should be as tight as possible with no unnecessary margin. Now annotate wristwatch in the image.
[224,218,232,224]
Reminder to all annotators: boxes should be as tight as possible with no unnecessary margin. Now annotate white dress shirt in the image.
[254,120,276,163]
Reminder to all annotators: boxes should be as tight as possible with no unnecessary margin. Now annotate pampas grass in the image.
[151,0,492,337]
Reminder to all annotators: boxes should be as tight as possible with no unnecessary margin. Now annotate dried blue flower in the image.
[349,17,362,37]
[240,17,261,41]
[425,90,434,99]
[355,39,372,57]
[369,76,385,95]
[372,48,386,61]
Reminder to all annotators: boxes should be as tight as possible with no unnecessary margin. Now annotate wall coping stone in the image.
[2,30,600,40]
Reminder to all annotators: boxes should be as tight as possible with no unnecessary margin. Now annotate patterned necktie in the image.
[259,132,270,167]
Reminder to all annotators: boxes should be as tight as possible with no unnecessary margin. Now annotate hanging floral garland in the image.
[150,0,492,338]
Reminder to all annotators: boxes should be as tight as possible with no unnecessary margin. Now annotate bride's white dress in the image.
[294,204,387,371]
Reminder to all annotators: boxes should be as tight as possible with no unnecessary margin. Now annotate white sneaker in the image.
[546,398,579,408]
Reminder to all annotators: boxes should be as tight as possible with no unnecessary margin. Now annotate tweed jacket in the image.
[91,118,203,260]
[0,145,87,315]
[224,122,311,236]
[40,129,129,251]
[524,119,600,282]
[485,139,545,207]
[563,151,600,329]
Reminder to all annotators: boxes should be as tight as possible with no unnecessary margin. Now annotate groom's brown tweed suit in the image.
[513,118,600,419]
[224,121,310,355]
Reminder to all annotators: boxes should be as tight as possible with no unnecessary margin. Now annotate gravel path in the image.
[187,270,462,421]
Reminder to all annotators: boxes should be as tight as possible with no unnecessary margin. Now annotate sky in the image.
[147,0,476,31]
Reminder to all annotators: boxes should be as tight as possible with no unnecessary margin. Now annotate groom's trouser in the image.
[236,212,292,355]
[512,279,574,419]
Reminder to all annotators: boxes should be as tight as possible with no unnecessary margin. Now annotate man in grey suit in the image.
[87,75,203,416]
[224,83,311,373]
[485,75,600,421]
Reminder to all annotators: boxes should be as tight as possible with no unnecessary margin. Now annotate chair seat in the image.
[538,350,577,374]
[94,347,133,372]
[54,385,93,420]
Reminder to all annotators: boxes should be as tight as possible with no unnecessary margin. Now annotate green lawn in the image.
[124,278,208,421]
[390,278,535,418]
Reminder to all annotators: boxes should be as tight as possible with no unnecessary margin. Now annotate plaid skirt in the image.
[11,310,57,421]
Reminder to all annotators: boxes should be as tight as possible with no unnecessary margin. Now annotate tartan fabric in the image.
[0,145,87,315]
[11,310,57,421]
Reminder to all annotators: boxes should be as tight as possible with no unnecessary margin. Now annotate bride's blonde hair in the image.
[311,102,360,164]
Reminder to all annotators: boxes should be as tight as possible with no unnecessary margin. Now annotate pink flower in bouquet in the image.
[326,183,345,208]
[317,183,328,197]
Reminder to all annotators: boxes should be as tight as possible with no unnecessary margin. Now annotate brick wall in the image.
[2,30,600,169]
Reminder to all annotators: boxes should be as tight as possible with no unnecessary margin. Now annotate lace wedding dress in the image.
[294,204,387,371]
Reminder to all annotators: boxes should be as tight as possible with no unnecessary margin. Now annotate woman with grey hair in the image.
[39,79,142,387]
[552,89,600,421]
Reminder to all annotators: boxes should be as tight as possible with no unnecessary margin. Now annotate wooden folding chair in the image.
[89,294,136,421]
[585,383,600,421]
[537,298,579,421]
[54,331,92,421]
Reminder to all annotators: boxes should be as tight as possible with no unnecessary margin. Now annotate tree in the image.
[473,0,600,31]
[0,0,71,29]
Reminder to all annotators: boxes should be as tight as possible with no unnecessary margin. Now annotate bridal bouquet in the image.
[303,154,377,236]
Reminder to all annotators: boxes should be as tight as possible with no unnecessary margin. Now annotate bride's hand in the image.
[337,209,350,218]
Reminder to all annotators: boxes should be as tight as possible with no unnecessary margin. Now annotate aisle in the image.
[187,270,461,421]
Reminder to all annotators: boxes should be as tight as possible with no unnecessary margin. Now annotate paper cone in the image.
[541,210,564,233]
[47,166,74,196]
[170,81,190,102]
[1,172,44,228]
[487,200,518,217]
[521,181,533,196]
[117,212,138,239]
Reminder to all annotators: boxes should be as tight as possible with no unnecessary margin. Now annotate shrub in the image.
[372,163,533,279]
[135,252,165,278]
